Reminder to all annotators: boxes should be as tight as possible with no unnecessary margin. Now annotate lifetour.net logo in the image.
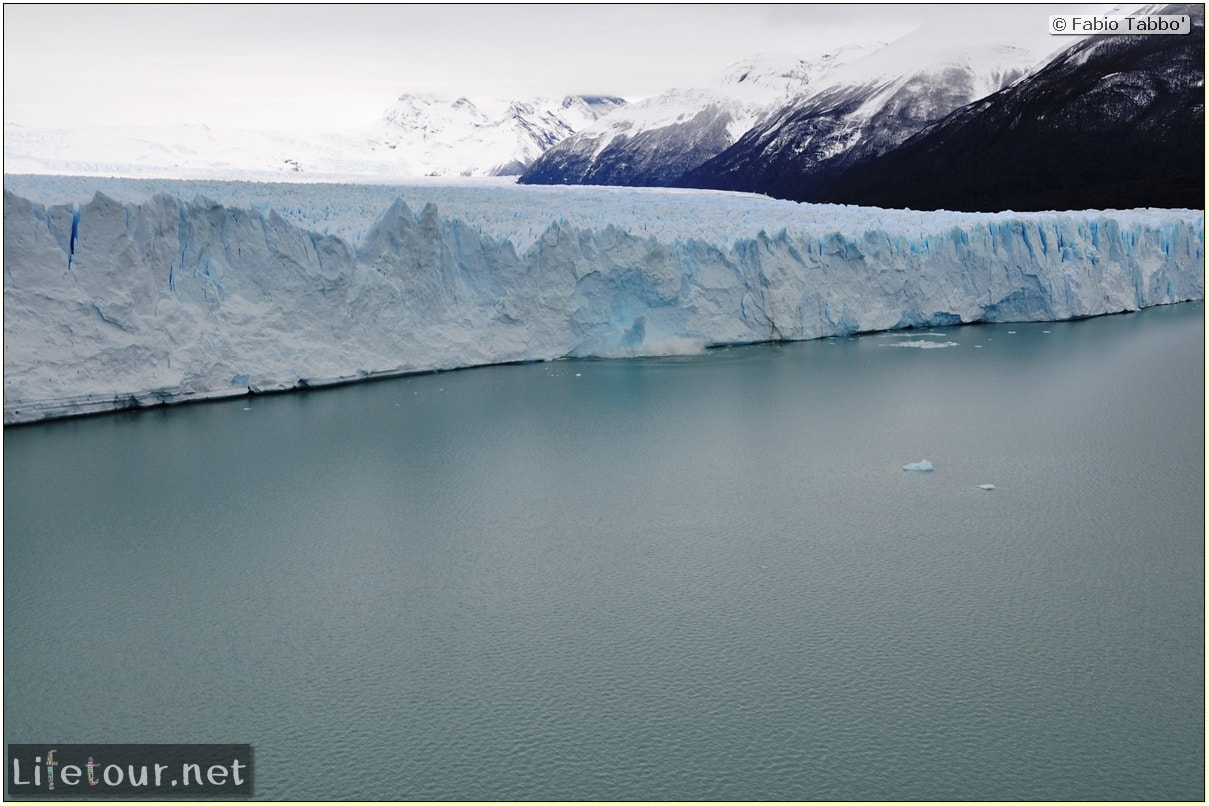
[7,744,252,797]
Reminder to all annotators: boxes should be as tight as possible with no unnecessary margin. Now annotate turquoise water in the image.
[4,303,1204,800]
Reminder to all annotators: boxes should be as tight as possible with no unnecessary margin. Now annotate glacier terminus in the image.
[3,176,1204,424]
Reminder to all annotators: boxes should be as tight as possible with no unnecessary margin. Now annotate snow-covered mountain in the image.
[791,2,1205,211]
[4,177,1202,424]
[520,39,1036,188]
[676,38,1036,194]
[518,49,875,186]
[518,4,1202,212]
[3,94,626,180]
[368,94,626,176]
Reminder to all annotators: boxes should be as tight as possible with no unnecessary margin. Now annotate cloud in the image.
[2,3,1132,132]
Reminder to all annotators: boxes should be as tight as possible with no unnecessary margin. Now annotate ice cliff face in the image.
[3,184,1203,424]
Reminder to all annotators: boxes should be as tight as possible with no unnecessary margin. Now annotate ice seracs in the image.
[3,177,1204,424]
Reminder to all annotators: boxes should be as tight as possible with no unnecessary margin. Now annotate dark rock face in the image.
[521,106,737,186]
[526,6,1203,213]
[801,8,1205,211]
[677,57,1027,198]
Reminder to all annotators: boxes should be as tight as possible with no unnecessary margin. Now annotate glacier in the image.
[3,176,1204,424]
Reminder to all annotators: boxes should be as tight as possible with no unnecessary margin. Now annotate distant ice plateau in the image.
[3,175,1204,424]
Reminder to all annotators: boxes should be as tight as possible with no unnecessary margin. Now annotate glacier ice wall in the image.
[3,184,1203,424]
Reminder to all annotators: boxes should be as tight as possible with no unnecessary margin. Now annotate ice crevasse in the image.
[3,184,1204,424]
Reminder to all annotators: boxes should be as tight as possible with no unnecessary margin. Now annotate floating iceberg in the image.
[903,460,935,472]
[2,178,1204,423]
[881,340,960,349]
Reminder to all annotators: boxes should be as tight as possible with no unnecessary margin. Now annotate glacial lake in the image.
[4,302,1204,801]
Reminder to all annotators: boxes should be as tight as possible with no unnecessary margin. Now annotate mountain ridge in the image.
[671,41,1036,197]
[3,93,627,180]
[518,48,878,186]
[785,3,1205,211]
[521,4,1203,212]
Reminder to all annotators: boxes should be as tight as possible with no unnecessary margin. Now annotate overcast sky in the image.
[4,3,1123,133]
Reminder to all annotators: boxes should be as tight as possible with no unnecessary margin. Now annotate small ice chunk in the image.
[978,484,995,490]
[881,340,959,349]
[903,459,934,472]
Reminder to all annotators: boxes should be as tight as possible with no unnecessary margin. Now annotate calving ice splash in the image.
[2,178,1204,424]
